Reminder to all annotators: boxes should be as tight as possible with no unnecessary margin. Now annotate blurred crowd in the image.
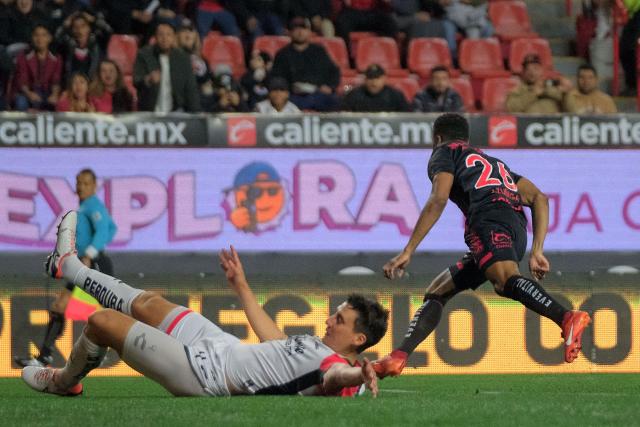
[0,0,625,114]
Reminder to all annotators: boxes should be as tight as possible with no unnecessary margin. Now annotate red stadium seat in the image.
[107,35,138,76]
[508,38,554,74]
[450,77,476,111]
[253,35,291,59]
[337,74,365,95]
[489,0,538,41]
[386,77,420,102]
[481,77,520,112]
[349,31,376,59]
[201,34,246,78]
[407,38,459,78]
[355,37,403,74]
[313,37,356,76]
[459,38,510,78]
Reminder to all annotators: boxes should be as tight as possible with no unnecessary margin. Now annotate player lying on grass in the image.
[373,113,591,378]
[22,211,388,397]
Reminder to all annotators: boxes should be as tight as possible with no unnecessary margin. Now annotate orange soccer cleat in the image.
[561,310,591,363]
[372,350,408,379]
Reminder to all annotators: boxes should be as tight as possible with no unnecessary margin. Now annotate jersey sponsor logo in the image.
[489,116,517,147]
[227,117,257,147]
[491,230,512,249]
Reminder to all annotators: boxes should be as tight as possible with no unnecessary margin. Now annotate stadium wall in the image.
[0,112,638,377]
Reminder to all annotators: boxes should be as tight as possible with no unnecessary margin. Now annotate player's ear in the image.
[353,332,367,349]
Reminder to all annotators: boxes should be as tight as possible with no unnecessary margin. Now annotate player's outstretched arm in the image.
[322,358,378,398]
[219,246,287,341]
[517,177,550,280]
[383,172,453,279]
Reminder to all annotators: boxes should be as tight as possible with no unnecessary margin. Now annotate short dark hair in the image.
[77,168,97,182]
[155,21,176,34]
[348,294,389,353]
[578,64,597,76]
[433,113,469,144]
[32,24,51,35]
[431,65,449,75]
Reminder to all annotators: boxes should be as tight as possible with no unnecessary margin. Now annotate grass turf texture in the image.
[1,374,638,426]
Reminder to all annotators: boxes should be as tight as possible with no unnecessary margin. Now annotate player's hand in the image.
[230,207,251,230]
[219,245,248,290]
[361,358,378,398]
[81,256,92,267]
[383,251,411,280]
[529,251,550,281]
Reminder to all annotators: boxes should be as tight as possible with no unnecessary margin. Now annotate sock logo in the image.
[514,278,552,307]
[83,277,124,312]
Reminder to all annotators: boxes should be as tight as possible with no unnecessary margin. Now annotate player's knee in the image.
[131,291,164,316]
[86,309,116,344]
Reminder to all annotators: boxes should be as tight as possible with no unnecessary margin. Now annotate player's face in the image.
[76,172,96,201]
[577,69,598,94]
[322,302,366,355]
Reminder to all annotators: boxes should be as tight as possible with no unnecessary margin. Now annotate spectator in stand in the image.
[413,65,463,112]
[0,47,10,110]
[506,54,572,114]
[241,50,272,109]
[195,0,241,37]
[97,0,176,39]
[341,64,410,112]
[211,64,250,112]
[57,12,105,79]
[90,59,135,113]
[134,22,201,112]
[56,71,97,112]
[0,0,13,48]
[393,0,455,53]
[176,19,217,110]
[576,0,614,87]
[44,0,95,37]
[255,76,301,113]
[335,0,398,42]
[564,64,617,113]
[13,25,62,111]
[271,17,340,111]
[290,0,335,37]
[443,0,492,39]
[6,0,49,57]
[620,0,640,93]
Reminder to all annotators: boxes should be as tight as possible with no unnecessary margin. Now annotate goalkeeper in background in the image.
[15,169,116,368]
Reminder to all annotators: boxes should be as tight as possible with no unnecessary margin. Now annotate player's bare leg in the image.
[485,260,591,363]
[373,269,461,378]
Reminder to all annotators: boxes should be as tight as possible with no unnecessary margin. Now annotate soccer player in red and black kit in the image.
[373,113,591,377]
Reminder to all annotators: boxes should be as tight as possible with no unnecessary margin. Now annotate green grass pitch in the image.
[1,374,639,426]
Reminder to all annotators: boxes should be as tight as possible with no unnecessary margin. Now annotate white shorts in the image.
[122,306,240,397]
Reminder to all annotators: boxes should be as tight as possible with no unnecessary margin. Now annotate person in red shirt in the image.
[90,59,135,113]
[56,72,97,112]
[13,25,62,111]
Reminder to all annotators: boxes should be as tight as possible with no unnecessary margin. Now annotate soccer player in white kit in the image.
[22,211,388,397]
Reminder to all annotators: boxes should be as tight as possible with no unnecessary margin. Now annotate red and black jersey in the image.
[319,354,362,397]
[428,140,526,225]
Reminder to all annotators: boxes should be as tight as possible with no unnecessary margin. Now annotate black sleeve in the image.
[320,47,340,89]
[511,171,523,183]
[395,89,410,112]
[450,90,464,112]
[270,49,291,82]
[427,147,455,181]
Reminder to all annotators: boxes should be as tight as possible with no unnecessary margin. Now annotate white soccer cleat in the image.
[45,211,78,279]
[22,366,83,396]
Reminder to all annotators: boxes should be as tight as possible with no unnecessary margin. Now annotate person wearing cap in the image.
[270,16,340,111]
[177,19,218,110]
[341,64,410,112]
[134,22,201,112]
[413,65,464,112]
[506,53,572,114]
[563,64,617,114]
[211,64,249,112]
[255,77,301,113]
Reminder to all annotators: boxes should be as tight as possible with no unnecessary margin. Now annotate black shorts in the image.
[449,215,527,292]
[65,253,114,291]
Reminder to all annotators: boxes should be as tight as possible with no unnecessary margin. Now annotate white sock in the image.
[56,333,106,389]
[63,255,143,316]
